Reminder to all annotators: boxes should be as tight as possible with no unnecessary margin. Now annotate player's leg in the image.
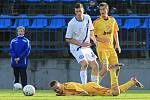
[86,48,99,83]
[19,67,27,87]
[97,49,108,82]
[109,49,120,77]
[87,82,112,96]
[119,77,144,93]
[109,50,120,96]
[13,67,20,83]
[96,86,113,96]
[79,60,88,84]
[71,49,88,84]
[88,60,99,83]
[109,67,120,96]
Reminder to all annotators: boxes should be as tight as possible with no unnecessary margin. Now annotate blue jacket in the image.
[9,36,31,68]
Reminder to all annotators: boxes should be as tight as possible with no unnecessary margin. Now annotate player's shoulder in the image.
[23,37,30,43]
[11,38,17,43]
[93,17,100,24]
[109,16,116,21]
[84,14,91,18]
[68,17,75,25]
[84,14,92,20]
[23,37,29,41]
[63,82,77,89]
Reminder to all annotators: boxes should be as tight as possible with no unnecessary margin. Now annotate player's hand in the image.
[15,58,20,64]
[115,45,121,53]
[94,41,98,47]
[102,38,111,43]
[97,38,110,43]
[81,42,91,47]
[15,58,20,61]
[56,93,62,96]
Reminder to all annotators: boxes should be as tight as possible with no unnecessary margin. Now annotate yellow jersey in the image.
[61,82,111,96]
[93,16,119,50]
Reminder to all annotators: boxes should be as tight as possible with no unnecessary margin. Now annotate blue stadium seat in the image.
[22,0,41,2]
[46,14,66,29]
[44,0,59,2]
[0,15,12,29]
[122,15,141,29]
[136,0,150,2]
[61,0,76,2]
[116,0,129,1]
[80,0,89,2]
[11,15,30,28]
[30,15,48,29]
[140,18,150,28]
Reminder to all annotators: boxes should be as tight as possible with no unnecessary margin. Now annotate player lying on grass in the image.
[50,78,143,96]
[50,65,143,96]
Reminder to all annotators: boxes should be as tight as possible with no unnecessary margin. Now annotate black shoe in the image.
[115,63,124,76]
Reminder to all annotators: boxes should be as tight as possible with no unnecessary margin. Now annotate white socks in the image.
[91,75,99,83]
[80,70,99,84]
[80,70,87,84]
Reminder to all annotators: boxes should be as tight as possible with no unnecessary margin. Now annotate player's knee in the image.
[80,61,88,70]
[92,63,98,70]
[102,64,108,71]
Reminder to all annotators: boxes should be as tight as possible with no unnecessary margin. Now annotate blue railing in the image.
[0,15,149,51]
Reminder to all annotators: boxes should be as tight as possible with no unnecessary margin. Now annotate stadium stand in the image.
[0,15,12,29]
[0,0,149,58]
[22,0,41,3]
[11,14,30,28]
[46,14,66,29]
[44,0,59,2]
[30,14,48,29]
[140,16,150,28]
[121,15,141,29]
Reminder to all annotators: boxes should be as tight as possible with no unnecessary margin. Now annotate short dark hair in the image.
[99,2,109,9]
[74,3,84,9]
[50,80,58,87]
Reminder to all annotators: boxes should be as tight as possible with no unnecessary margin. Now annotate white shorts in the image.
[70,48,97,63]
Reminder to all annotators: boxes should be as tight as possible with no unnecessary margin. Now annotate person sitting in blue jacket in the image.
[9,26,31,88]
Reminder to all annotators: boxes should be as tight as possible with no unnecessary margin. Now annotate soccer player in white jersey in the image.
[65,3,99,84]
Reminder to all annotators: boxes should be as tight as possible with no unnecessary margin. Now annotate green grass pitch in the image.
[0,89,150,100]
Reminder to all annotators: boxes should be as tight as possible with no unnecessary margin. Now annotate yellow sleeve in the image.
[114,19,119,32]
[63,83,84,95]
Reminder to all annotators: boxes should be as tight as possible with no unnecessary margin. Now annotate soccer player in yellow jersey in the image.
[50,65,143,96]
[50,77,143,96]
[93,2,121,82]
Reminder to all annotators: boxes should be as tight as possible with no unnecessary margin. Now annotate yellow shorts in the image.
[96,48,118,65]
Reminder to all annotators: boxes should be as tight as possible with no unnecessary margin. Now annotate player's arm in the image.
[61,83,90,96]
[66,38,82,46]
[67,91,89,96]
[90,30,97,45]
[18,39,31,60]
[9,40,17,58]
[114,23,121,53]
[94,36,110,44]
[56,91,89,96]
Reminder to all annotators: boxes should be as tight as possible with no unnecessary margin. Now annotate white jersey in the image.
[65,14,94,51]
